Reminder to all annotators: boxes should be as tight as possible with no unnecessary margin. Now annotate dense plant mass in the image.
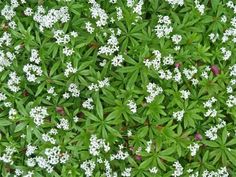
[1,0,236,176]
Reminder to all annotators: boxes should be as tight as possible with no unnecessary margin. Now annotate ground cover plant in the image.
[0,0,236,176]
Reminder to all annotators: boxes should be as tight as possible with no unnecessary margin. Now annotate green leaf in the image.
[95,94,103,119]
[14,122,28,132]
[0,119,12,126]
[16,100,28,116]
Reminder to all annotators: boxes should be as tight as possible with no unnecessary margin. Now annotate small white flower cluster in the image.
[110,144,129,160]
[221,15,227,23]
[98,34,119,55]
[28,146,69,173]
[0,92,7,102]
[63,46,74,56]
[187,143,200,156]
[149,167,158,174]
[121,167,132,177]
[143,50,161,70]
[220,47,232,61]
[171,34,182,49]
[201,66,211,79]
[180,89,190,100]
[53,30,72,45]
[194,0,205,15]
[209,33,219,43]
[81,159,96,177]
[14,170,34,177]
[47,86,57,96]
[56,118,69,130]
[158,69,173,80]
[116,7,123,20]
[222,17,236,43]
[127,130,132,137]
[24,7,33,16]
[145,82,163,103]
[46,86,57,100]
[68,83,80,97]
[42,129,58,144]
[173,68,182,83]
[145,140,152,153]
[9,108,17,120]
[187,169,199,177]
[127,100,137,113]
[173,110,185,121]
[202,167,229,177]
[154,15,173,38]
[7,72,21,92]
[226,95,236,107]
[89,0,108,27]
[205,119,226,140]
[88,78,110,91]
[1,0,25,28]
[64,62,77,77]
[23,49,43,83]
[203,97,217,118]
[23,64,43,83]
[172,161,183,177]
[183,66,198,80]
[82,98,94,110]
[0,50,16,72]
[85,22,94,33]
[30,106,48,126]
[229,64,236,77]
[0,32,12,47]
[112,54,124,66]
[165,0,184,7]
[26,144,37,157]
[33,6,70,32]
[133,0,144,16]
[29,49,40,64]
[89,135,110,156]
[0,146,16,164]
[1,4,16,21]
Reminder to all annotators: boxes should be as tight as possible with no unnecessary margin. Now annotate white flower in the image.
[26,144,37,157]
[30,106,48,126]
[145,82,163,103]
[23,64,43,82]
[154,15,173,38]
[165,0,184,7]
[121,168,132,177]
[112,54,124,66]
[7,72,20,92]
[98,34,119,56]
[89,0,108,27]
[172,34,182,44]
[127,100,137,113]
[82,98,94,110]
[56,118,69,130]
[194,0,205,15]
[172,161,183,177]
[149,167,158,174]
[24,7,33,16]
[68,83,80,97]
[85,22,94,33]
[180,90,190,100]
[33,6,70,31]
[173,110,185,121]
[64,62,77,77]
[220,47,231,61]
[81,160,96,177]
[188,143,200,156]
[63,47,74,56]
